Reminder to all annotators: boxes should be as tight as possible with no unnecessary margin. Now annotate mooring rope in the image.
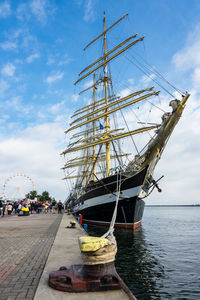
[101,171,122,243]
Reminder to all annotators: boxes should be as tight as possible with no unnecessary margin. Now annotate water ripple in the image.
[87,206,200,300]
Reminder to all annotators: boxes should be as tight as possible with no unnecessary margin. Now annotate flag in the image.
[100,123,104,130]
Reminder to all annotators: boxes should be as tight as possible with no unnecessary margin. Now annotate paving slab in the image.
[0,213,62,300]
[34,213,130,300]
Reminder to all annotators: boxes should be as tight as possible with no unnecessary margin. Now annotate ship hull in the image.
[79,197,145,230]
[71,167,148,229]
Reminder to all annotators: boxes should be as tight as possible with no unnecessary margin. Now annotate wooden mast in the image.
[103,12,111,176]
[92,73,96,180]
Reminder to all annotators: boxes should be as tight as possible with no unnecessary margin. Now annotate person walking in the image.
[37,202,42,214]
[7,203,13,215]
[2,204,6,217]
[30,201,34,214]
[13,202,18,214]
[57,200,63,214]
[34,201,38,213]
[52,200,56,214]
[18,202,22,214]
[0,200,2,216]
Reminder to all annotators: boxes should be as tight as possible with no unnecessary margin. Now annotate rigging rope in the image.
[111,140,123,167]
[108,69,140,155]
[125,54,175,98]
[119,108,140,154]
[101,171,122,242]
[85,144,103,186]
[138,41,184,96]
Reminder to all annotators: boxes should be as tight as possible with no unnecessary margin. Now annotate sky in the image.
[0,0,199,205]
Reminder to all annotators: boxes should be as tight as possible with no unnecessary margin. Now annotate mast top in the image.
[83,13,128,51]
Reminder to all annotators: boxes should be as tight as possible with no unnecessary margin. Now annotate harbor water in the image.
[87,206,200,300]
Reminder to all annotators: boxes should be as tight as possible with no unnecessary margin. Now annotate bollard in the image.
[49,235,136,298]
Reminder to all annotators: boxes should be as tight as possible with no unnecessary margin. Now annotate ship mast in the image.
[92,73,96,180]
[62,13,161,184]
[103,12,111,176]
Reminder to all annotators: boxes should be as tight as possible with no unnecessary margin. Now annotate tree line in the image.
[25,190,56,202]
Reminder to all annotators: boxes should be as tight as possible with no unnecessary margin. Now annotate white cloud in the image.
[45,71,64,84]
[84,0,95,22]
[148,117,200,205]
[1,63,16,77]
[30,0,48,23]
[0,114,10,125]
[0,79,10,96]
[0,122,66,200]
[16,3,30,21]
[119,87,132,98]
[191,67,200,87]
[49,100,66,113]
[21,33,38,50]
[46,54,72,66]
[128,78,135,85]
[1,96,33,117]
[47,56,55,65]
[58,54,72,66]
[0,29,26,52]
[0,29,29,52]
[0,41,17,51]
[17,0,55,24]
[72,94,79,102]
[83,79,93,89]
[5,96,21,110]
[26,52,40,63]
[37,111,46,119]
[172,24,200,72]
[0,1,11,18]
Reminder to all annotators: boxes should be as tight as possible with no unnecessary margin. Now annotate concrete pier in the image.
[34,213,130,300]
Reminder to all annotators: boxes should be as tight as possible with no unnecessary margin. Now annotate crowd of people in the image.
[0,199,64,217]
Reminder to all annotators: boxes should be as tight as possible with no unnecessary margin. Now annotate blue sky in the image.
[0,0,199,205]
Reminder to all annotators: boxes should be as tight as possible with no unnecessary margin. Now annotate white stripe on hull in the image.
[83,219,141,226]
[74,185,142,212]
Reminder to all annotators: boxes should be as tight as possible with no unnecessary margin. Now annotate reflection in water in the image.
[87,225,165,300]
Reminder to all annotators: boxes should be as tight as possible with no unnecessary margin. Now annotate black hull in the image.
[76,197,145,230]
[70,167,148,230]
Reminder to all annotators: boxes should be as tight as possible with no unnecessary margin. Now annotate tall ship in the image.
[61,13,189,229]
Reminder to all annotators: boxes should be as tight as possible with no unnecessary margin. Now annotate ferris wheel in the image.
[2,173,36,201]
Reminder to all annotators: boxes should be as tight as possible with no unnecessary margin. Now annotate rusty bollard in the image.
[49,236,136,299]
